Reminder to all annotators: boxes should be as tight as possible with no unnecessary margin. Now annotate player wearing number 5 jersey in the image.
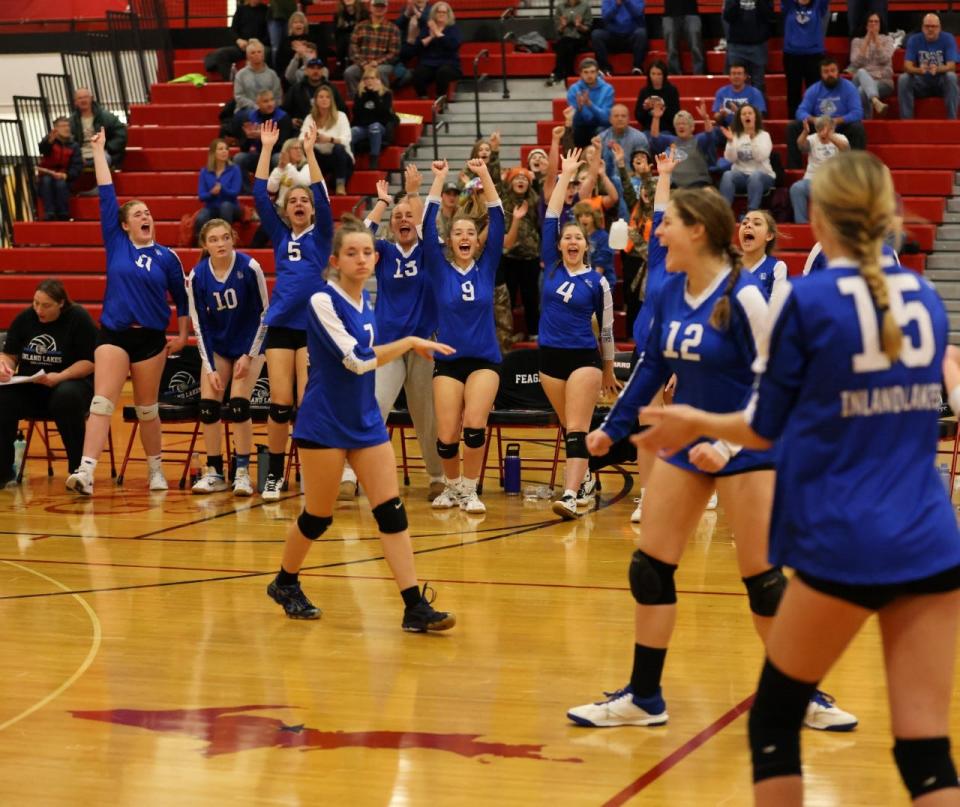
[187,219,269,496]
[66,127,189,496]
[422,157,505,515]
[539,148,620,520]
[253,119,332,500]
[637,151,960,805]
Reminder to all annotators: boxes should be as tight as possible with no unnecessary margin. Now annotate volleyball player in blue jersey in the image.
[568,177,856,731]
[66,128,189,496]
[267,219,457,632]
[805,238,900,274]
[187,219,269,496]
[254,120,331,500]
[422,158,505,515]
[637,150,960,805]
[539,148,620,520]
[739,210,787,300]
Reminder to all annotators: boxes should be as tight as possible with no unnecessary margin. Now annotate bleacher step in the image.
[939,227,960,241]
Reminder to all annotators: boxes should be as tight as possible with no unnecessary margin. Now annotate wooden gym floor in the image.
[1,419,959,806]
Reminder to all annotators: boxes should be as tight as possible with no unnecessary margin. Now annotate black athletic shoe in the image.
[402,583,456,633]
[267,579,321,619]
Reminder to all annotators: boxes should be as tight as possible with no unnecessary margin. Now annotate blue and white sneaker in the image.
[804,690,858,731]
[567,685,668,727]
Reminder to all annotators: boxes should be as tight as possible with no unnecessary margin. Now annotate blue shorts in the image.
[666,440,775,477]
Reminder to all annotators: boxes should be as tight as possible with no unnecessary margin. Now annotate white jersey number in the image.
[663,321,703,362]
[287,242,302,262]
[136,254,152,272]
[461,280,475,302]
[363,323,375,348]
[556,281,576,304]
[393,259,418,279]
[212,288,238,312]
[838,274,935,372]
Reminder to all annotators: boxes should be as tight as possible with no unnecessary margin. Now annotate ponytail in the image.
[855,227,901,361]
[709,244,743,331]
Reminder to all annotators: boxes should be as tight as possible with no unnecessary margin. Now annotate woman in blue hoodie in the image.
[784,0,830,117]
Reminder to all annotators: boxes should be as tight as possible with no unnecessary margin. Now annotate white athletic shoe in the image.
[576,470,597,507]
[631,496,643,523]
[148,467,169,491]
[552,493,579,520]
[233,468,254,497]
[804,691,858,732]
[262,473,282,501]
[567,686,668,728]
[66,467,94,496]
[431,484,461,509]
[706,491,718,510]
[338,480,358,500]
[460,490,486,514]
[192,468,228,494]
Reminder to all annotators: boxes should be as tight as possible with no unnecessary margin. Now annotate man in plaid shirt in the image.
[345,0,401,98]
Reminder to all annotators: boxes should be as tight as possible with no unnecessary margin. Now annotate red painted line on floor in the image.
[601,694,755,807]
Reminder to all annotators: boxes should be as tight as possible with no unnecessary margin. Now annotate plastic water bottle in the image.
[938,463,951,496]
[608,219,629,251]
[504,443,521,495]
[12,431,26,480]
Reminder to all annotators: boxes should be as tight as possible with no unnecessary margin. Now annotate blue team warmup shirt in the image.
[294,283,389,449]
[749,261,960,584]
[98,185,188,332]
[905,31,959,70]
[745,254,787,300]
[187,251,270,371]
[422,197,505,364]
[712,84,768,122]
[804,241,899,274]
[254,177,332,332]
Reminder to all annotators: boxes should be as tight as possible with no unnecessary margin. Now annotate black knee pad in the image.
[565,430,588,459]
[269,403,293,424]
[463,427,485,449]
[749,659,818,783]
[297,510,332,540]
[372,496,408,534]
[198,398,222,425]
[225,396,251,422]
[436,438,459,459]
[628,550,678,605]
[743,567,787,617]
[893,737,958,799]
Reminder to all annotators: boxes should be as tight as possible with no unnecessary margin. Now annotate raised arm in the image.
[403,162,424,225]
[547,147,582,215]
[422,160,449,269]
[255,118,281,180]
[301,123,324,185]
[91,127,112,187]
[367,179,393,227]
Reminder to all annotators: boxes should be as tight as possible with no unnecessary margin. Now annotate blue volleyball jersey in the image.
[749,261,960,583]
[294,283,389,448]
[186,251,269,371]
[539,213,615,357]
[605,267,774,474]
[254,177,332,331]
[367,220,438,342]
[631,207,667,347]
[98,185,188,331]
[422,197,505,364]
[745,254,787,300]
[804,241,899,274]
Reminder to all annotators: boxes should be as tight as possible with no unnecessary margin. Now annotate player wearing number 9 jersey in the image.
[635,151,960,805]
[421,157,505,515]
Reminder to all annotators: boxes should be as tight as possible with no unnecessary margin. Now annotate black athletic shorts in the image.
[265,326,308,351]
[433,357,501,383]
[294,438,332,450]
[97,326,167,363]
[797,564,960,611]
[539,346,602,380]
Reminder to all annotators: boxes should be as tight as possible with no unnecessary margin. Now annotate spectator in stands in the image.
[897,13,958,120]
[284,57,347,127]
[300,85,355,194]
[234,39,283,112]
[267,0,299,69]
[284,39,319,85]
[334,0,369,77]
[435,178,461,239]
[460,131,503,192]
[591,0,648,76]
[547,0,592,86]
[566,58,615,147]
[36,117,81,222]
[599,103,650,173]
[345,0,401,99]
[527,147,549,195]
[411,2,462,101]
[723,0,775,98]
[578,137,620,222]
[352,66,399,169]
[663,0,705,76]
[69,88,126,169]
[789,114,849,222]
[649,109,716,187]
[635,60,680,134]
[396,0,432,86]
[847,0,887,37]
[234,90,293,184]
[783,0,830,118]
[787,57,865,167]
[717,103,776,211]
[268,137,310,208]
[0,279,96,486]
[204,0,271,82]
[501,167,542,340]
[573,201,615,287]
[711,62,767,126]
[196,138,243,241]
[849,12,895,117]
[274,11,313,80]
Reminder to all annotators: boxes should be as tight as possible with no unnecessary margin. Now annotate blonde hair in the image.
[198,218,235,255]
[309,86,339,130]
[361,65,387,95]
[328,214,375,279]
[279,137,305,167]
[429,2,455,26]
[287,10,308,35]
[812,150,901,361]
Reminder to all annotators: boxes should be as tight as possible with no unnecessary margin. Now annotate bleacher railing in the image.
[131,0,175,83]
[38,74,76,125]
[0,120,34,246]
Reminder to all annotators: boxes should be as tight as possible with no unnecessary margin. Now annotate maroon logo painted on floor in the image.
[70,705,583,763]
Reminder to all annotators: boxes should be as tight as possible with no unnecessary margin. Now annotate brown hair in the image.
[572,201,602,232]
[329,214,376,278]
[309,86,338,131]
[35,278,71,308]
[812,150,901,360]
[745,208,780,255]
[670,187,742,330]
[282,186,315,227]
[732,103,764,136]
[198,218,235,255]
[469,138,491,160]
[118,199,148,227]
[206,137,229,172]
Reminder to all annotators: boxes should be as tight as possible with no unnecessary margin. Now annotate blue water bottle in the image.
[504,443,521,495]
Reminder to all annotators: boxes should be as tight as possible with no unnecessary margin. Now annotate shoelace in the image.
[600,686,632,702]
[420,582,437,606]
[812,690,836,707]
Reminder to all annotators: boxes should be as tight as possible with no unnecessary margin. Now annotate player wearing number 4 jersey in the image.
[187,219,269,496]
[254,119,332,501]
[568,156,857,733]
[422,157,505,515]
[66,127,189,497]
[638,151,960,806]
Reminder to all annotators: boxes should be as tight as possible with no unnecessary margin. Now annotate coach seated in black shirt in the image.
[0,279,96,485]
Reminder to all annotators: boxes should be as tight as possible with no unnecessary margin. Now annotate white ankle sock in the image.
[80,456,97,473]
[147,454,163,471]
